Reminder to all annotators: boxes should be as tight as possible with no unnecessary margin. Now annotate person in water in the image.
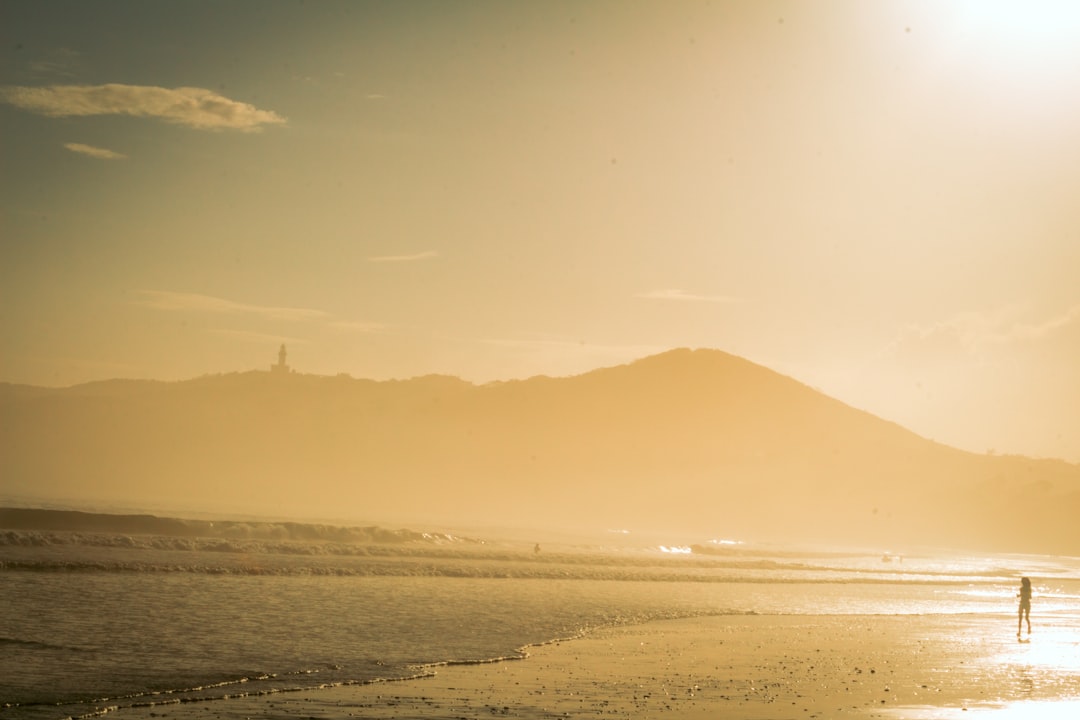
[1017,577,1032,637]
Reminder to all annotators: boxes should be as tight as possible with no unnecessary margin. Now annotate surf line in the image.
[411,630,593,674]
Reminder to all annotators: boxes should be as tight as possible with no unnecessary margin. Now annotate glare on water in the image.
[883,620,1080,720]
[996,620,1080,671]
[883,700,1080,719]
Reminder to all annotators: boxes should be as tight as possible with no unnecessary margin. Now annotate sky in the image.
[2,0,1079,463]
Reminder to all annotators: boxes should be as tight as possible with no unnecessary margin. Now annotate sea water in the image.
[2,511,1079,720]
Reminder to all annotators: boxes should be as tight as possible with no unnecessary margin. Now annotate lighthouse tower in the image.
[271,344,290,374]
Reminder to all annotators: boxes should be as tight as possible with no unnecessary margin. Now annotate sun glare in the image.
[946,0,1080,60]
[914,0,1080,128]
[962,0,1080,37]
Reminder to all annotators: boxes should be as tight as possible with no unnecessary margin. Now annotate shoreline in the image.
[108,612,1080,719]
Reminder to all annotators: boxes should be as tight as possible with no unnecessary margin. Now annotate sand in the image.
[115,614,1079,720]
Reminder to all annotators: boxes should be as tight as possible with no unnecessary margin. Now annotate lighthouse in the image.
[271,344,290,374]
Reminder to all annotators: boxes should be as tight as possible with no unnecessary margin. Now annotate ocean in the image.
[2,509,1079,720]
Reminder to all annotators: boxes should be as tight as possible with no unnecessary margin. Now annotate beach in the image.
[5,515,1079,720]
[113,613,1080,720]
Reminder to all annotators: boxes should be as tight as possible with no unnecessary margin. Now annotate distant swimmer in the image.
[1017,577,1032,638]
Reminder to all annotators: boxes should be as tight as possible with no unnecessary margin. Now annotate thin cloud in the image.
[137,290,381,334]
[26,48,83,80]
[887,318,982,360]
[137,291,328,322]
[885,304,1080,359]
[0,84,286,131]
[996,303,1080,342]
[368,250,439,263]
[64,142,126,159]
[20,48,84,81]
[29,60,77,78]
[637,288,743,303]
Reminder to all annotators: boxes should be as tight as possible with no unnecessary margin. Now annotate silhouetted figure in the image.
[1017,577,1032,637]
[534,543,541,555]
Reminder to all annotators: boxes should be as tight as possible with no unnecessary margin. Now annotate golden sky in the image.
[2,1,1078,462]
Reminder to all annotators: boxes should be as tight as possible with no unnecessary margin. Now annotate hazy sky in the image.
[2,1,1079,462]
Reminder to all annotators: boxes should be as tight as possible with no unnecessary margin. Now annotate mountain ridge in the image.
[2,348,1077,553]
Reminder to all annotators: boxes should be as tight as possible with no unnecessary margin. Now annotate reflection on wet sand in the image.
[886,621,1080,719]
[884,699,1080,719]
[995,621,1080,671]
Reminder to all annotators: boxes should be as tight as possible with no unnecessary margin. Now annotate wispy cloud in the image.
[886,317,985,362]
[994,303,1080,342]
[368,250,439,263]
[25,48,83,80]
[885,304,1080,360]
[137,291,328,322]
[64,142,126,159]
[136,290,381,334]
[0,84,286,131]
[637,289,743,303]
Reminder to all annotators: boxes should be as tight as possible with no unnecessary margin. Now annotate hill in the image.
[2,348,1077,553]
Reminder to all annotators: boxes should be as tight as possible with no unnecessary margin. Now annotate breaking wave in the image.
[0,507,1045,585]
[0,507,467,544]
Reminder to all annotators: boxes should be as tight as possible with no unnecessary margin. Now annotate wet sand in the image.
[118,614,1079,719]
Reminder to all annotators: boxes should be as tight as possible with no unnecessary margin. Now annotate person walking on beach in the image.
[1017,577,1032,637]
